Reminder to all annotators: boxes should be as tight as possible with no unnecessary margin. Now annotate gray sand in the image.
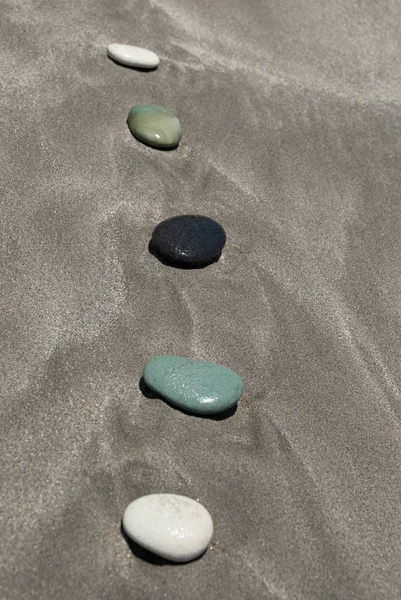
[1,0,401,598]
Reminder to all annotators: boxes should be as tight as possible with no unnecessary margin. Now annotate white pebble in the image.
[123,494,213,562]
[107,43,159,69]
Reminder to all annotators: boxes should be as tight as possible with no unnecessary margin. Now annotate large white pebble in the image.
[107,43,159,68]
[123,494,213,562]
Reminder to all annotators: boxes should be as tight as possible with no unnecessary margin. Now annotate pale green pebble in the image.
[127,104,182,149]
[143,355,244,415]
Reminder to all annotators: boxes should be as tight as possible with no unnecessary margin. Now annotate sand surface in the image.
[1,0,401,598]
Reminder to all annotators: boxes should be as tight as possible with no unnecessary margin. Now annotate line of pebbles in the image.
[108,42,244,563]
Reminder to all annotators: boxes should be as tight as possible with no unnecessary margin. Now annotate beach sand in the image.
[1,0,401,598]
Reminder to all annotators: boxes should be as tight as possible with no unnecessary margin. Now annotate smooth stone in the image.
[107,44,159,69]
[150,215,226,267]
[143,355,243,415]
[123,494,213,563]
[127,105,182,149]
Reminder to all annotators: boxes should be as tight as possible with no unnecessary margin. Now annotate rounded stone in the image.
[127,105,182,149]
[150,215,226,267]
[143,355,243,415]
[107,44,160,69]
[123,494,213,563]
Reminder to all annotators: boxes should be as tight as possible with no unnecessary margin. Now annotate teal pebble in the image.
[127,105,182,149]
[143,355,243,415]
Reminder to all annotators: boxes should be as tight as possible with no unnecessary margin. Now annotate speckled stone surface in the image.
[127,105,182,149]
[150,215,226,267]
[143,355,243,415]
[123,494,213,563]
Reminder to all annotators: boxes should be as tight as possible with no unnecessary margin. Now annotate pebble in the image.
[143,355,243,415]
[123,494,213,562]
[127,105,182,149]
[107,43,159,69]
[150,215,226,267]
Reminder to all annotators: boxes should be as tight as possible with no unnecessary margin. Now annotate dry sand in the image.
[1,0,401,598]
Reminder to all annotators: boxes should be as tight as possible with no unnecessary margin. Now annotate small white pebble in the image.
[107,43,159,68]
[123,494,213,562]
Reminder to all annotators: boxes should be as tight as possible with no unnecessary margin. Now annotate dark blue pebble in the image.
[150,215,226,267]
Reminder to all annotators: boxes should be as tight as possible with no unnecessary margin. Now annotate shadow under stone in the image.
[126,124,179,151]
[148,240,222,269]
[121,523,208,566]
[108,56,159,72]
[121,523,170,566]
[139,377,237,421]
